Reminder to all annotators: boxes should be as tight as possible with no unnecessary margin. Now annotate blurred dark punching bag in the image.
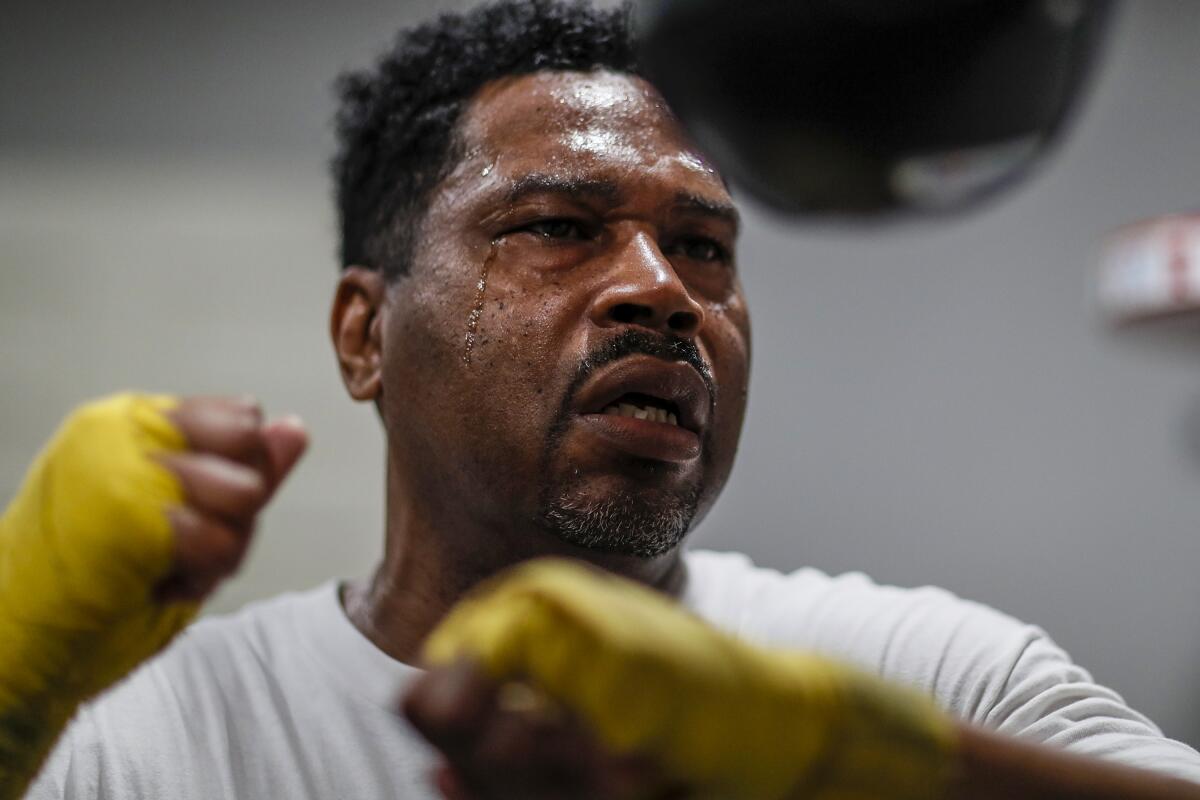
[637,0,1115,218]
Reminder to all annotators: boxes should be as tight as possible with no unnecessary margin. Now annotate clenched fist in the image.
[0,393,306,799]
[156,395,307,601]
[413,559,956,800]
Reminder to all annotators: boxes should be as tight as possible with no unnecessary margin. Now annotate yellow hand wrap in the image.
[0,394,198,798]
[425,559,958,800]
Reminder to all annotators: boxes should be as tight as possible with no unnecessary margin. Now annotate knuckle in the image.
[206,531,246,574]
[207,460,268,514]
[225,415,265,451]
[170,454,268,516]
[475,727,534,770]
[172,509,247,576]
[231,472,269,509]
[430,698,477,736]
[177,396,267,455]
[229,395,263,423]
[405,683,484,745]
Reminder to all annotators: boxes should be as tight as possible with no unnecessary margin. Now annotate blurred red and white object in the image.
[1100,213,1200,327]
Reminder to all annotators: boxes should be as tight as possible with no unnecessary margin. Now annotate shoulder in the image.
[26,584,336,799]
[682,548,1031,651]
[118,581,338,717]
[174,582,332,665]
[122,582,333,707]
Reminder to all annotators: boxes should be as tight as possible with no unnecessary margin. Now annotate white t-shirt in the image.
[27,550,1200,798]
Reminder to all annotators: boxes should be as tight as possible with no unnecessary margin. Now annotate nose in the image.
[588,231,706,338]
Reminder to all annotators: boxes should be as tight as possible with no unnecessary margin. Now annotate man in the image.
[10,0,1200,797]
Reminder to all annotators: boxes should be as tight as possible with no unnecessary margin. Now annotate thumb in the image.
[261,415,308,499]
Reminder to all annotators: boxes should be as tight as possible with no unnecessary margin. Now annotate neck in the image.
[342,463,688,666]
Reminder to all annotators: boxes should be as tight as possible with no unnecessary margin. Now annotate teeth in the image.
[600,404,680,426]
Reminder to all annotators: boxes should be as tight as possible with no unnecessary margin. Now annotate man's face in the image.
[377,70,750,557]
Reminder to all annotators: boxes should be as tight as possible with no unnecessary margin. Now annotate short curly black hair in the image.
[333,0,639,279]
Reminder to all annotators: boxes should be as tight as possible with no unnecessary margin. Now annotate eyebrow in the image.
[501,172,740,234]
[674,191,741,234]
[504,173,623,206]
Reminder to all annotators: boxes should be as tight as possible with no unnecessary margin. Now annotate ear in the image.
[331,267,388,402]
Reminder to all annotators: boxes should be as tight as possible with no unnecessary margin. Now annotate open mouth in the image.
[599,392,681,427]
[572,355,711,463]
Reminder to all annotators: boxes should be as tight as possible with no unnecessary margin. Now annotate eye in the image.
[522,218,589,241]
[672,236,730,264]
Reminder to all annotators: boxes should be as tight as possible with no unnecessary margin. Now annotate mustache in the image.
[567,330,717,409]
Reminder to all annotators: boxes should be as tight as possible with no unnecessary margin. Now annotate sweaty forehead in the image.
[458,70,718,180]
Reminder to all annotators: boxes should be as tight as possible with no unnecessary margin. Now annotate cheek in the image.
[379,296,462,460]
[376,258,492,478]
[706,304,752,462]
[709,294,751,384]
[387,280,468,389]
[466,271,582,414]
[464,237,589,382]
[383,256,588,489]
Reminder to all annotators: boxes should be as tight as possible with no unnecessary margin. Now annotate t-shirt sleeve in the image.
[683,550,1200,785]
[985,630,1200,782]
[880,591,1200,784]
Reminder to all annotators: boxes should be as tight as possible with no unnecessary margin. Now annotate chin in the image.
[535,478,701,559]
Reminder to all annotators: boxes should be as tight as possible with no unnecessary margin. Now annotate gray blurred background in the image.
[3,0,1199,746]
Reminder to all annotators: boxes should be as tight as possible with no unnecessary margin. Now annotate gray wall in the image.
[3,1,1199,746]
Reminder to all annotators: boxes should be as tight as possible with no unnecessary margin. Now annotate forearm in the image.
[419,561,1200,800]
[0,394,302,799]
[946,724,1200,800]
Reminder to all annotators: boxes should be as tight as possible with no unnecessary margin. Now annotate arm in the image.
[406,664,1200,800]
[947,724,1200,800]
[405,559,1200,800]
[0,394,305,799]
